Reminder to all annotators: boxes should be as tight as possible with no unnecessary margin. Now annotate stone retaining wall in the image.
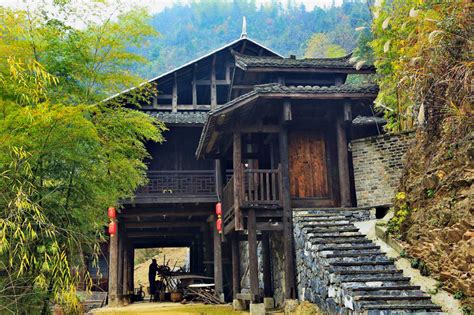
[351,131,415,207]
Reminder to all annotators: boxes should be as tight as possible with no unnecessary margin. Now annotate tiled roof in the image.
[253,83,379,95]
[234,52,375,72]
[145,111,208,124]
[352,115,386,126]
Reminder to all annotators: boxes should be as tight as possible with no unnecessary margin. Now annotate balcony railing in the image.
[222,164,282,217]
[137,170,216,196]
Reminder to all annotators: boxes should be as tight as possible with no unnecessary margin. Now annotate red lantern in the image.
[215,202,222,216]
[216,218,222,234]
[108,221,117,235]
[108,207,116,219]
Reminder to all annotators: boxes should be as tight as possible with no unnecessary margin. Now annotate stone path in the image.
[294,209,444,314]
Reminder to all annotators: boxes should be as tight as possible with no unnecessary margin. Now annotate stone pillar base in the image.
[250,302,265,315]
[233,299,247,311]
[284,299,299,314]
[264,297,274,309]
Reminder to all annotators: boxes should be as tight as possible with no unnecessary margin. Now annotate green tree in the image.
[370,0,472,131]
[0,2,166,313]
[304,33,347,58]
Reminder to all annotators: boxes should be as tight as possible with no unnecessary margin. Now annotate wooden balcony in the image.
[130,170,217,204]
[222,164,283,231]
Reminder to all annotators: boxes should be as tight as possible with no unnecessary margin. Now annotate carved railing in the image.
[137,170,216,196]
[242,165,282,206]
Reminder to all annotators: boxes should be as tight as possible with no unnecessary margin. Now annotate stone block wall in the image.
[351,131,415,207]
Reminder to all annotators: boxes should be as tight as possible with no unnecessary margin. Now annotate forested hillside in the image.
[134,0,372,78]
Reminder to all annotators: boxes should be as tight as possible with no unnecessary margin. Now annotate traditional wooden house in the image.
[104,29,442,315]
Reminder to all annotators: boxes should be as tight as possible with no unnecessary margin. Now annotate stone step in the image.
[339,275,411,283]
[317,244,380,252]
[305,226,360,233]
[336,270,403,276]
[361,304,442,312]
[302,222,352,227]
[330,261,394,267]
[326,251,384,258]
[331,264,398,272]
[298,216,348,222]
[309,234,366,241]
[356,295,432,302]
[349,285,422,292]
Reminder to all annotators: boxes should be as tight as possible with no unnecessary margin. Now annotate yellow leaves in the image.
[396,192,407,200]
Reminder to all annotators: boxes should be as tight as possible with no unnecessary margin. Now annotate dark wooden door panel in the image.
[289,130,329,198]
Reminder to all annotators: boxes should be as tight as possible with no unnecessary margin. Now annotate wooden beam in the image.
[128,231,196,238]
[262,233,272,297]
[247,208,260,303]
[246,67,375,74]
[279,102,297,300]
[210,55,217,109]
[233,131,243,231]
[172,72,178,112]
[196,79,230,85]
[125,222,204,229]
[108,222,119,306]
[212,218,224,302]
[192,64,197,108]
[122,210,212,218]
[231,235,240,300]
[337,103,352,207]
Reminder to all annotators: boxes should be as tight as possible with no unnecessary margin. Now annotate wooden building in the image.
[105,32,379,310]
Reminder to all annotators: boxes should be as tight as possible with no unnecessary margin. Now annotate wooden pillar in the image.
[279,100,297,300]
[192,63,197,109]
[210,55,217,109]
[262,233,272,297]
[213,217,224,301]
[108,224,119,306]
[172,72,178,112]
[122,240,129,304]
[231,235,240,299]
[233,132,243,231]
[117,229,124,304]
[247,209,260,302]
[215,159,223,199]
[203,224,213,277]
[128,247,134,293]
[337,103,352,207]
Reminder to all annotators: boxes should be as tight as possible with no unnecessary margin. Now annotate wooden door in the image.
[289,130,329,198]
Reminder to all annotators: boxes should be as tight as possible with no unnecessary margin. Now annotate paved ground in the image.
[90,302,247,315]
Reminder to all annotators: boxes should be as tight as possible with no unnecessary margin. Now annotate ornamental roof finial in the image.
[240,16,247,39]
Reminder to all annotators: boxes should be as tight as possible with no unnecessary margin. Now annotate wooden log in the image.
[233,132,243,231]
[210,55,217,109]
[279,102,297,299]
[212,218,224,302]
[231,235,240,300]
[262,233,272,297]
[108,223,119,306]
[172,72,178,112]
[215,159,223,199]
[122,239,129,299]
[247,209,260,302]
[117,228,124,303]
[337,104,351,207]
[128,247,134,293]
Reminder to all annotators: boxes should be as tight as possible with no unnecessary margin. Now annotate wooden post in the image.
[172,72,178,112]
[203,224,213,277]
[233,132,243,231]
[247,209,260,302]
[215,159,223,199]
[117,229,124,304]
[211,55,217,109]
[122,240,129,304]
[337,103,352,207]
[192,64,197,109]
[262,233,272,297]
[108,224,119,306]
[279,100,297,300]
[129,247,134,293]
[213,217,224,302]
[231,235,240,299]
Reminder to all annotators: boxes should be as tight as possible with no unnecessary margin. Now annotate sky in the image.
[3,0,344,13]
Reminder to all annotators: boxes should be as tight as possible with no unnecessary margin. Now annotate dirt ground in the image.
[90,302,246,315]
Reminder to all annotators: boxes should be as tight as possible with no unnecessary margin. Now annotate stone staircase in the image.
[293,209,444,315]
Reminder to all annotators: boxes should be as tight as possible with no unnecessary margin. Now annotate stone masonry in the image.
[351,131,415,207]
[293,209,443,314]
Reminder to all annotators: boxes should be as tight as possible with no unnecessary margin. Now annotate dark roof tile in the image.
[145,111,208,124]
